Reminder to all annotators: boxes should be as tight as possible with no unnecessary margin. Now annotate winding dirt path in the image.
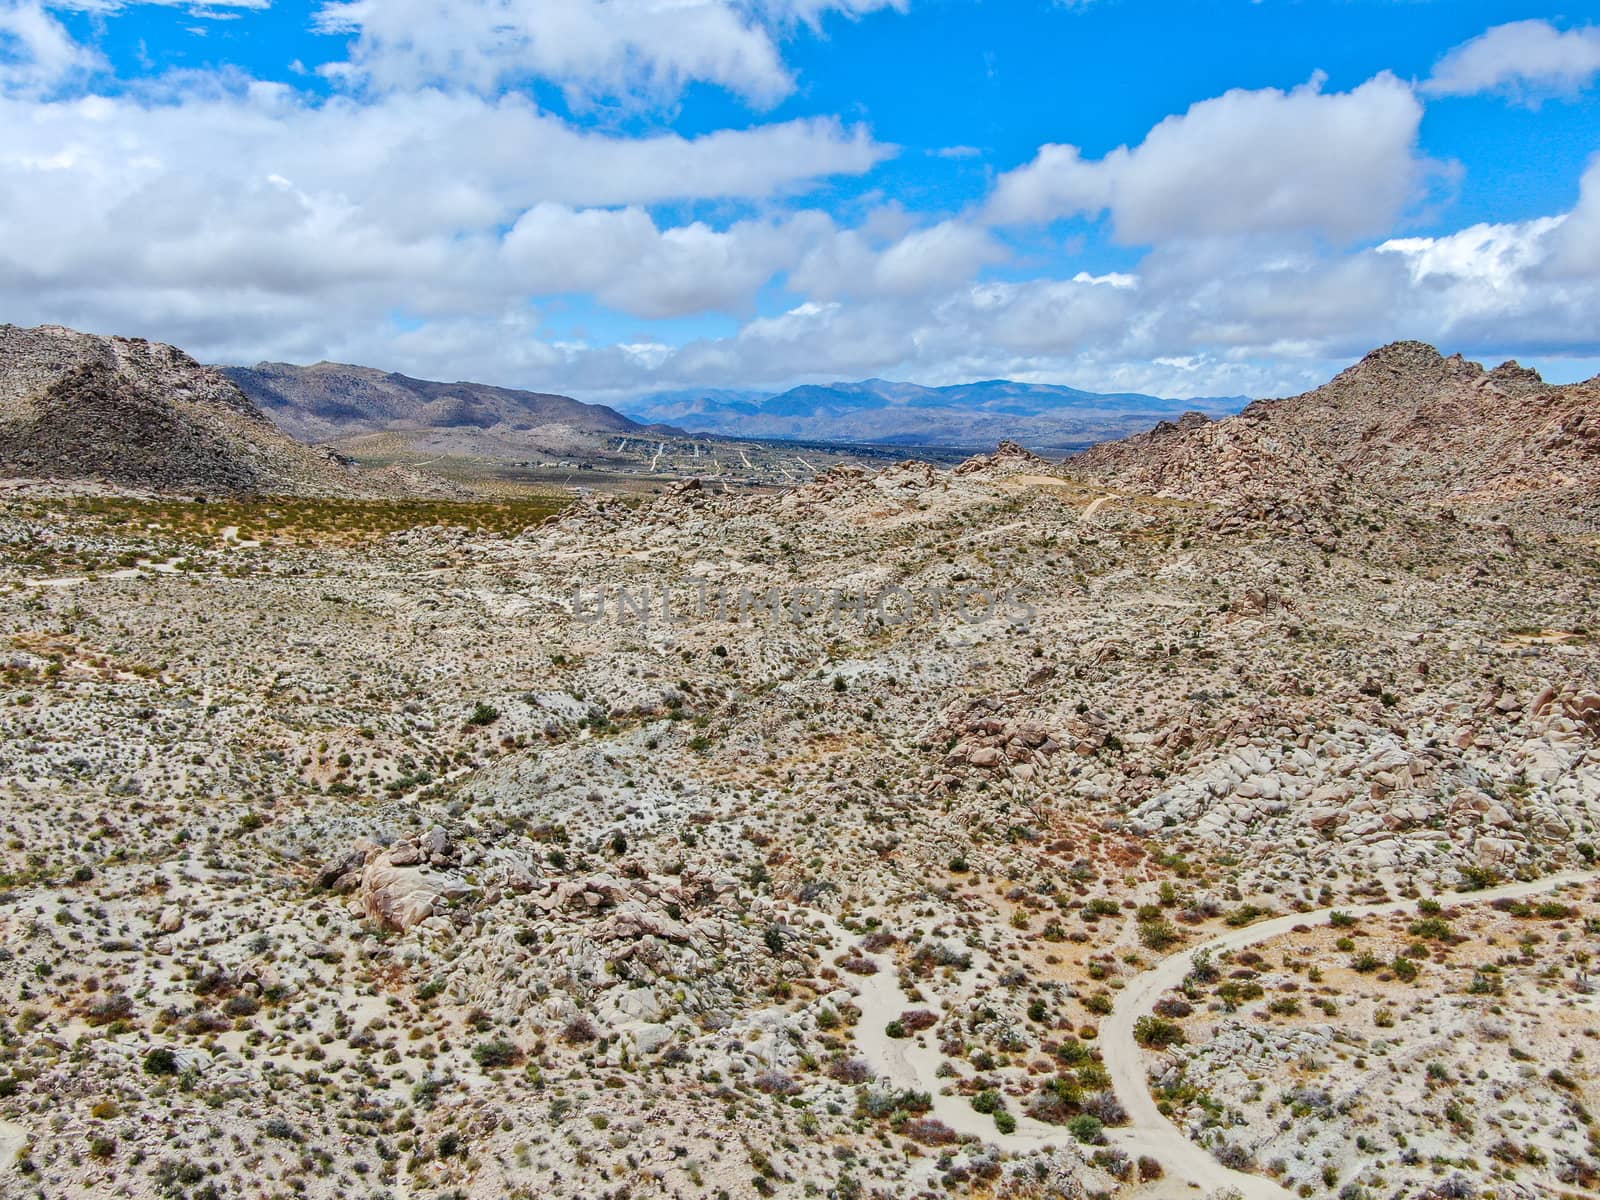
[816,915,1068,1148]
[1100,869,1596,1199]
[818,869,1594,1196]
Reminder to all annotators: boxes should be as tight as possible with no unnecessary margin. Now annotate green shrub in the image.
[971,1090,1002,1115]
[472,1039,522,1069]
[1133,1016,1185,1048]
[1068,1113,1104,1144]
[1138,918,1180,951]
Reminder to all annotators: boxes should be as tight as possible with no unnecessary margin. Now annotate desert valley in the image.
[0,323,1596,1200]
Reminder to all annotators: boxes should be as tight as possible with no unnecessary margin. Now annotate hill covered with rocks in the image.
[1074,340,1600,525]
[0,325,378,495]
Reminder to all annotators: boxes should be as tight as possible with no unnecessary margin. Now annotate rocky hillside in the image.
[1073,341,1600,521]
[224,360,681,453]
[0,325,367,495]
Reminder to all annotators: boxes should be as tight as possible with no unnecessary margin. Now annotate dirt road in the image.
[1100,869,1596,1198]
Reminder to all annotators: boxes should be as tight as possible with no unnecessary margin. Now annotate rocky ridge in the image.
[1073,340,1600,525]
[0,325,377,495]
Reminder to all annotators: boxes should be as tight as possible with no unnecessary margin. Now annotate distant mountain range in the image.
[221,362,1249,457]
[222,361,684,459]
[624,378,1251,449]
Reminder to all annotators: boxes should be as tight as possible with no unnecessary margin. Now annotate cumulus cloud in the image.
[0,84,885,246]
[986,72,1427,243]
[791,219,1006,299]
[373,163,1600,400]
[503,204,840,318]
[1544,155,1600,278]
[315,0,906,104]
[0,74,976,332]
[0,1,102,92]
[1423,19,1600,100]
[0,84,904,360]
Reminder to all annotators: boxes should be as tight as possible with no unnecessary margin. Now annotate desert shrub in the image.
[1082,1090,1127,1125]
[561,1015,598,1044]
[905,1117,958,1145]
[752,1070,800,1096]
[829,1057,871,1084]
[86,992,135,1026]
[472,1039,522,1069]
[1133,1016,1185,1048]
[1067,1113,1104,1144]
[1092,1148,1132,1179]
[1224,904,1269,927]
[971,1089,1003,1115]
[1409,917,1454,941]
[1138,918,1181,950]
[1213,1142,1254,1170]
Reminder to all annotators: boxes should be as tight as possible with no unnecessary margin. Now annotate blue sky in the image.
[2,0,1599,402]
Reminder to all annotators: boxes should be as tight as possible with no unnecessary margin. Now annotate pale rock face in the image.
[343,831,476,931]
[361,860,466,930]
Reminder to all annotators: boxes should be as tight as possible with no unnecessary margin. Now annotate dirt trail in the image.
[18,555,184,587]
[0,1118,26,1168]
[817,870,1594,1197]
[1100,869,1596,1199]
[818,916,1066,1148]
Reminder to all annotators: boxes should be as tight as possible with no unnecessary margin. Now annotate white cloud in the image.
[1379,217,1565,289]
[1423,19,1600,100]
[503,203,835,318]
[0,84,887,236]
[790,218,1006,299]
[0,83,898,344]
[986,72,1427,243]
[0,1,102,92]
[1542,154,1600,279]
[4,0,1598,405]
[315,0,905,105]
